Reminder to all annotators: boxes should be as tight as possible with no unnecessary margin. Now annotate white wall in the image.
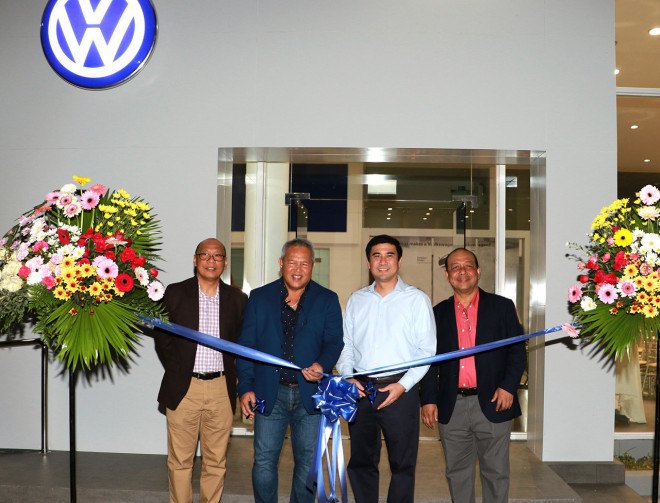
[0,0,615,459]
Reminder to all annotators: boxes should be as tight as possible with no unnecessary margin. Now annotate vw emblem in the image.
[41,0,158,90]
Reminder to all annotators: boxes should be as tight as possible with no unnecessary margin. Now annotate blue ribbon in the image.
[141,315,302,371]
[141,315,566,503]
[344,325,563,379]
[308,377,359,502]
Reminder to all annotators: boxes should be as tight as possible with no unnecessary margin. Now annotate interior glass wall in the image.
[221,148,538,436]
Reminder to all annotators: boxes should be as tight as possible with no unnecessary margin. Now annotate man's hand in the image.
[240,391,256,419]
[376,383,405,410]
[421,404,438,430]
[346,378,366,398]
[301,362,324,383]
[491,387,513,412]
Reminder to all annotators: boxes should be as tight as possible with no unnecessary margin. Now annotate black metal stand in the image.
[653,337,660,503]
[69,369,77,503]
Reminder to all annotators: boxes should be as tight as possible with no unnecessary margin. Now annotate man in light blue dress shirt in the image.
[336,234,436,503]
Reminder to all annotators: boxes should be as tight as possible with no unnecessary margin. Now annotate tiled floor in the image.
[0,438,648,503]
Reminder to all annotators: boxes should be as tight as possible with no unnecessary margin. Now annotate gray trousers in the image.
[438,395,512,503]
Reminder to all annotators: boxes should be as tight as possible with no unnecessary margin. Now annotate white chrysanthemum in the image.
[59,244,76,256]
[581,296,597,311]
[60,183,76,194]
[641,233,660,253]
[70,246,86,260]
[646,253,659,266]
[3,260,20,276]
[0,275,23,292]
[638,205,660,221]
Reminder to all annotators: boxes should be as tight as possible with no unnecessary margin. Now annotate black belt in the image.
[457,387,478,396]
[356,371,406,386]
[279,380,299,388]
[192,371,224,380]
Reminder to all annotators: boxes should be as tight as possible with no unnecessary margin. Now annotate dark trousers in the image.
[347,384,420,503]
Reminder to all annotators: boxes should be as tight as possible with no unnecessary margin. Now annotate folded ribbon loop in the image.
[308,376,358,502]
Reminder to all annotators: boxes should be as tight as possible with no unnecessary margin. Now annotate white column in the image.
[243,162,289,292]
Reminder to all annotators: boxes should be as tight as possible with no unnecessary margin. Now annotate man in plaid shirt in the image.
[155,238,248,503]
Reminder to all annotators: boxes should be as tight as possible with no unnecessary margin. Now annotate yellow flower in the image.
[61,256,75,268]
[89,282,103,296]
[613,228,633,247]
[72,175,91,186]
[623,264,639,278]
[142,212,151,220]
[644,304,659,318]
[53,286,69,300]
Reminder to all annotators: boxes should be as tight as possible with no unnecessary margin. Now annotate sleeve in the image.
[497,298,527,395]
[398,291,437,391]
[315,291,344,372]
[335,294,355,376]
[153,284,177,371]
[235,292,258,396]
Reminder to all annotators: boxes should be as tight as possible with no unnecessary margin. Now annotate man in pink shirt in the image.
[420,248,526,503]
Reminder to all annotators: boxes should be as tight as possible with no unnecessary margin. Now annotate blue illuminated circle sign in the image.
[41,0,158,90]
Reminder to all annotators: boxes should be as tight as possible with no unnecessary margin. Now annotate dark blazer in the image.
[236,279,344,415]
[154,276,248,415]
[420,288,526,424]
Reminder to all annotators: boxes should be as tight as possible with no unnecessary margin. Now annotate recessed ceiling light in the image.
[386,217,391,220]
[387,207,393,211]
[631,124,639,129]
[615,68,620,75]
[469,210,474,214]
[650,27,660,36]
[508,208,513,212]
[425,212,430,216]
[428,207,433,210]
[422,217,428,221]
[644,159,651,163]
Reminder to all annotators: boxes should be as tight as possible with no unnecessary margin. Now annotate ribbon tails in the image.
[308,377,359,503]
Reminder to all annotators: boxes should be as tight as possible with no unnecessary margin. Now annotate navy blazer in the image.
[154,276,248,414]
[420,288,526,424]
[236,279,344,415]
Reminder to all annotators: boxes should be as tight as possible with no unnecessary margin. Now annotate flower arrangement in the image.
[0,176,167,370]
[567,184,660,358]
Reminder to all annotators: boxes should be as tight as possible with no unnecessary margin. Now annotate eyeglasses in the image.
[196,253,226,262]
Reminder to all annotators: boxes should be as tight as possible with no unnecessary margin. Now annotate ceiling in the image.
[616,0,660,172]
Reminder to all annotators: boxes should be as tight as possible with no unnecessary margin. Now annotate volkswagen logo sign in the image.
[41,0,158,90]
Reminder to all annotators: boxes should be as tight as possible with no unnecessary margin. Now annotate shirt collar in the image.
[368,275,406,293]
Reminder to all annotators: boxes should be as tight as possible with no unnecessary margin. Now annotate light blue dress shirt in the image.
[336,276,436,391]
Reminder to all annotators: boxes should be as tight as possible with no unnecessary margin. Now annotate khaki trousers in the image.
[166,376,233,503]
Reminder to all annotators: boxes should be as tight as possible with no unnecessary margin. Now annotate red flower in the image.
[93,235,109,253]
[604,273,618,284]
[613,251,628,271]
[593,270,605,284]
[586,256,599,271]
[578,275,589,284]
[57,228,71,245]
[104,251,116,260]
[115,273,134,293]
[18,265,31,279]
[79,258,90,265]
[149,268,158,278]
[130,256,146,269]
[120,247,137,263]
[77,237,87,247]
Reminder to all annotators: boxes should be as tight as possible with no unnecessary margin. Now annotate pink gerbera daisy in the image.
[639,184,660,205]
[597,284,618,304]
[80,190,100,210]
[619,281,636,297]
[96,258,119,279]
[568,283,583,303]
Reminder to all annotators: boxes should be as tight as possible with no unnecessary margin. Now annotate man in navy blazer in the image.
[420,248,526,503]
[237,238,343,503]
